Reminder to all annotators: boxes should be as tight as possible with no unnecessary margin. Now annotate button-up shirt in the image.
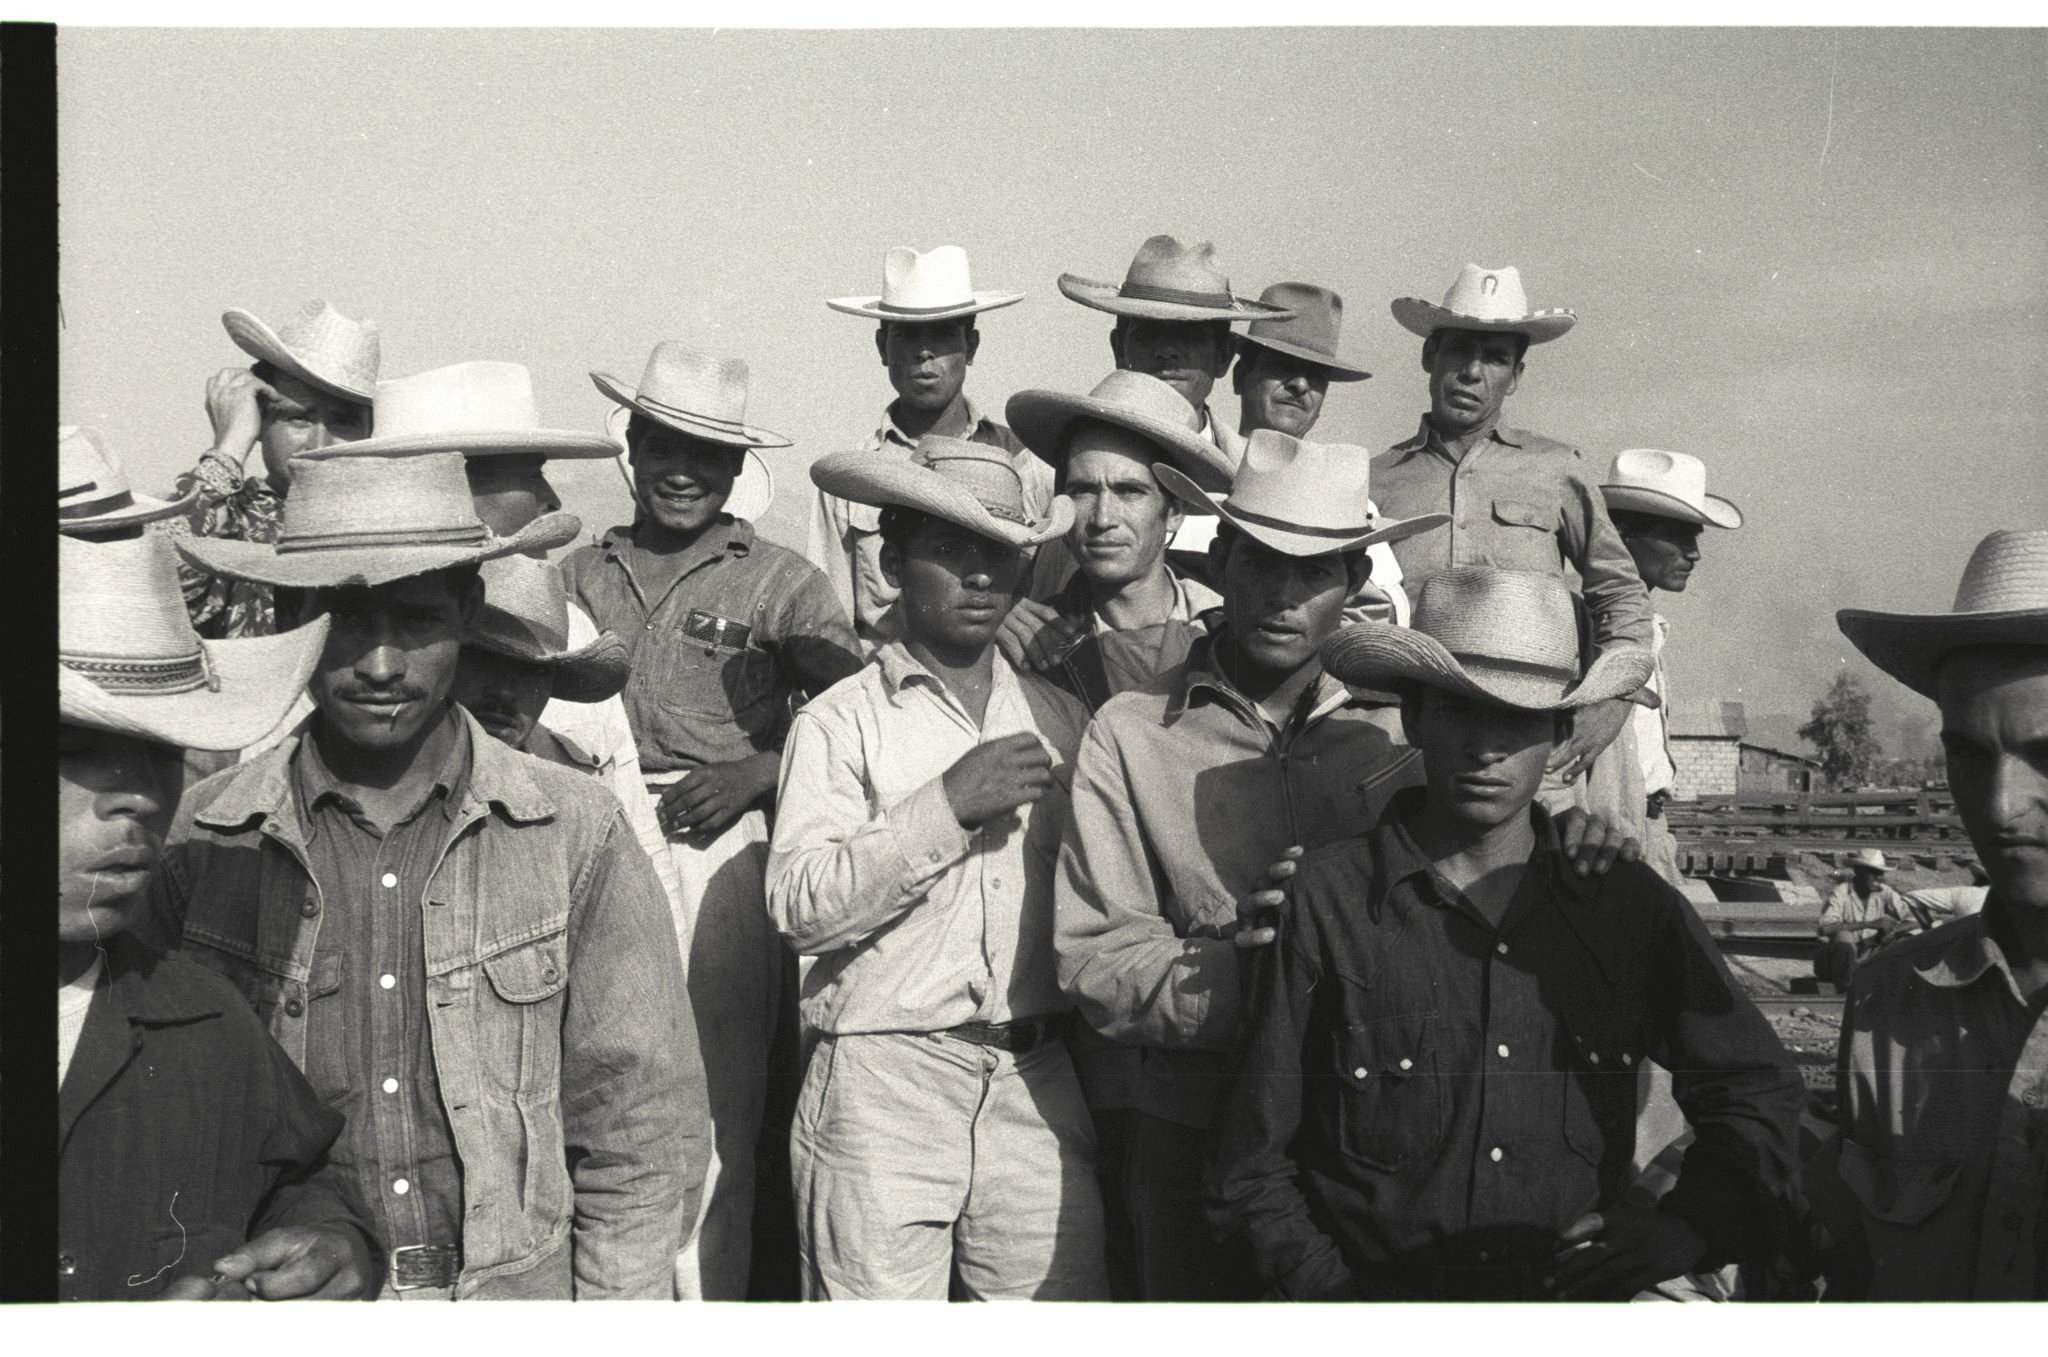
[156,450,284,639]
[561,516,861,775]
[1371,418,1653,652]
[1210,789,1805,1299]
[805,398,1054,646]
[766,642,1091,1036]
[1811,905,2048,1299]
[1632,613,1675,796]
[1055,631,1424,1129]
[1818,879,1915,939]
[294,709,469,1257]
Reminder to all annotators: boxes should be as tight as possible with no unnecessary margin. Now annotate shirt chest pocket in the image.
[1835,1138,1963,1228]
[644,609,779,730]
[1561,1014,1646,1169]
[1487,498,1564,570]
[478,931,570,1099]
[1328,1012,1443,1173]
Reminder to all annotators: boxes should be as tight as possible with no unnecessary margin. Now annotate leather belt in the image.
[390,1243,462,1291]
[941,1014,1067,1055]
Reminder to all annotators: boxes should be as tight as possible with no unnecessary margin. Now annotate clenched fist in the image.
[941,732,1054,829]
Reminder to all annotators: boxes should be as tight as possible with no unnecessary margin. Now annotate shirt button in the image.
[57,1253,76,1276]
[301,899,320,918]
[1399,1058,1414,1071]
[1352,1066,1369,1080]
[392,1178,410,1195]
[1490,1147,1505,1163]
[1621,1053,1634,1067]
[1588,1051,1601,1065]
[1495,942,1508,956]
[381,872,398,888]
[1477,1251,1491,1263]
[380,974,397,990]
[2025,1090,2044,1108]
[382,1077,399,1094]
[1497,1044,1511,1058]
[284,998,304,1018]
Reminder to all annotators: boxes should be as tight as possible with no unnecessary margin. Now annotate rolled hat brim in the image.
[1057,274,1295,324]
[467,626,631,706]
[1321,622,1654,712]
[1599,484,1744,530]
[1835,607,2048,700]
[825,291,1025,323]
[313,428,620,461]
[1005,387,1235,492]
[59,484,198,534]
[58,613,332,752]
[174,510,581,590]
[1153,462,1451,558]
[588,372,793,449]
[1239,332,1372,382]
[222,308,376,404]
[1389,298,1577,344]
[809,450,1073,549]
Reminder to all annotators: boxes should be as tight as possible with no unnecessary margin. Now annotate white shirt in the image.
[58,956,103,1087]
[542,602,667,864]
[1632,613,1676,797]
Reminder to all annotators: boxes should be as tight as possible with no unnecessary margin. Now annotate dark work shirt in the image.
[1208,787,1804,1300]
[293,709,470,1257]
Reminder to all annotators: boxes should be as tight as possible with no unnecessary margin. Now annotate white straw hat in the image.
[1837,528,2048,699]
[1006,368,1236,493]
[1153,428,1448,558]
[809,436,1073,549]
[58,425,195,533]
[221,299,380,403]
[1390,264,1576,345]
[827,245,1024,323]
[1600,449,1743,529]
[59,531,330,750]
[590,343,792,449]
[1843,848,1889,872]
[1059,235,1295,323]
[341,361,617,460]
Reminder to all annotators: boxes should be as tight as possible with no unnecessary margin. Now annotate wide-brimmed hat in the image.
[826,245,1024,324]
[1058,235,1296,323]
[340,361,616,461]
[1005,369,1235,493]
[469,555,630,704]
[58,425,195,533]
[602,404,775,522]
[1322,567,1654,711]
[590,342,792,449]
[1153,429,1449,558]
[221,299,380,404]
[1600,449,1743,529]
[1238,283,1371,382]
[809,436,1073,549]
[1843,848,1889,872]
[1390,264,1576,345]
[1837,529,2048,699]
[59,530,331,751]
[176,447,579,589]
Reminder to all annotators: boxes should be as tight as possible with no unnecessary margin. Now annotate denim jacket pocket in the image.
[646,621,779,731]
[1330,1012,1442,1172]
[1836,1138,1962,1227]
[480,931,569,1098]
[1561,1015,1645,1168]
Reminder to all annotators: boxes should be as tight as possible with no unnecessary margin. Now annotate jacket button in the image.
[284,998,304,1018]
[542,966,559,984]
[301,899,320,918]
[57,1253,76,1276]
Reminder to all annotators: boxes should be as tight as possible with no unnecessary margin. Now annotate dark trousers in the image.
[1123,1111,1257,1301]
[1814,939,1860,989]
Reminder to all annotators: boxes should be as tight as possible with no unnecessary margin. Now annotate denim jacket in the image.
[138,707,709,1299]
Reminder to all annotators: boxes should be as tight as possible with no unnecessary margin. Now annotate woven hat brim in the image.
[1153,463,1451,558]
[1322,623,1654,711]
[809,451,1074,548]
[1389,298,1577,344]
[1599,484,1744,530]
[1239,332,1372,382]
[58,484,198,533]
[1836,608,2048,700]
[221,309,376,404]
[1005,388,1235,492]
[467,627,631,705]
[58,614,332,752]
[825,291,1025,322]
[307,428,620,461]
[1057,274,1295,323]
[589,372,793,449]
[174,510,580,589]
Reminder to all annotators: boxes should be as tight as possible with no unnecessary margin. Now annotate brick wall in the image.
[1672,735,1740,800]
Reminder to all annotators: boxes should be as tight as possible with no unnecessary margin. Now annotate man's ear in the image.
[874,325,890,366]
[1230,350,1250,396]
[1399,690,1424,747]
[1209,331,1238,379]
[455,570,486,630]
[1162,482,1186,537]
[1108,321,1127,370]
[1419,333,1440,373]
[1346,550,1373,592]
[963,325,981,366]
[878,538,903,591]
[1507,359,1524,398]
[1205,528,1231,578]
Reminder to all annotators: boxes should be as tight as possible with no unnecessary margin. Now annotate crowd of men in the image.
[55,236,2047,1303]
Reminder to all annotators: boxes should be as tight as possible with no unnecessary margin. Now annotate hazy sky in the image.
[57,27,2046,752]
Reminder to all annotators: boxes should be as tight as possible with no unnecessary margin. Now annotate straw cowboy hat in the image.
[221,299,380,404]
[58,425,195,533]
[175,447,578,589]
[60,530,331,751]
[1390,264,1577,345]
[591,343,792,449]
[1153,429,1449,558]
[1837,528,2048,699]
[1005,368,1236,492]
[1600,449,1743,529]
[469,555,630,704]
[1058,235,1296,324]
[343,361,617,460]
[1239,283,1371,382]
[1842,848,1890,873]
[809,436,1074,549]
[1323,567,1655,711]
[826,245,1024,324]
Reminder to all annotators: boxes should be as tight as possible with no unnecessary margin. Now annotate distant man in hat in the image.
[151,443,707,1300]
[1210,566,1803,1301]
[164,300,379,639]
[1808,529,2048,1300]
[769,438,1107,1300]
[810,245,1055,651]
[1373,264,1654,793]
[58,437,378,1302]
[1813,848,1916,990]
[568,341,863,1300]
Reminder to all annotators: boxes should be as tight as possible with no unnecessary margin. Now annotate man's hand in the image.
[1230,846,1304,951]
[205,366,275,470]
[659,752,781,839]
[1546,697,1632,783]
[941,732,1053,828]
[994,596,1089,673]
[1544,1206,1710,1300]
[1554,806,1641,878]
[158,1274,239,1300]
[179,1225,376,1300]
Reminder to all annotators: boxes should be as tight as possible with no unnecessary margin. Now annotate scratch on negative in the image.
[1817,41,1840,196]
[127,1190,189,1287]
[1631,162,1665,184]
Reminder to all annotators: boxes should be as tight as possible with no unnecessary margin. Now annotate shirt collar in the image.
[599,515,754,564]
[877,395,990,449]
[872,638,1021,711]
[1369,785,1605,925]
[1397,415,1526,459]
[296,703,472,827]
[103,935,227,1025]
[1911,909,2016,991]
[1168,629,1351,726]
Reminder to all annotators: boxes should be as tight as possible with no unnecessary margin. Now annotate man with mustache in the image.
[811,245,1055,652]
[153,442,707,1300]
[1372,265,1654,796]
[58,432,376,1302]
[769,438,1107,1299]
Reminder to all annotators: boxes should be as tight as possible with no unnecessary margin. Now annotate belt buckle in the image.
[390,1243,460,1291]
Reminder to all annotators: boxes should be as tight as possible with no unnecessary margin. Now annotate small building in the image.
[1669,701,1821,800]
